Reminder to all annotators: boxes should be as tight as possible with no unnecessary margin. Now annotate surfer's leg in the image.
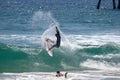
[49,40,60,50]
[49,45,56,50]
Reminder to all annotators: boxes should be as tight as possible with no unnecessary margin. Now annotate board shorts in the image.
[56,37,61,48]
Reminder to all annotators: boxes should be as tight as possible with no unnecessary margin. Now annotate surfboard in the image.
[45,39,53,56]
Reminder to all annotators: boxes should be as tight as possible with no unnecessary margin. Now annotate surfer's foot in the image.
[65,72,68,78]
[46,39,49,41]
[48,48,51,51]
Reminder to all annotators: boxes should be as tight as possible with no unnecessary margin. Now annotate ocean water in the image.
[0,0,120,80]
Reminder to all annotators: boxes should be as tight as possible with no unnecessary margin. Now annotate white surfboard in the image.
[45,39,53,57]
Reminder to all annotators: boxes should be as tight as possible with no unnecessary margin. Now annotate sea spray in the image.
[31,11,57,33]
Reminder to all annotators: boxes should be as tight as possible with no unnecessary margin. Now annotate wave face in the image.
[0,34,120,72]
[1,0,120,73]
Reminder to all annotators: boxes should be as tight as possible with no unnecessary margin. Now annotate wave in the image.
[0,10,120,72]
[0,42,120,72]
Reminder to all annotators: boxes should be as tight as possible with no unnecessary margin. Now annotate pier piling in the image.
[96,0,120,9]
[118,0,120,9]
[113,0,116,9]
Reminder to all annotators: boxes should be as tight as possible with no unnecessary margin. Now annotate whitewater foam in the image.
[92,54,120,59]
[80,59,120,71]
[1,71,120,80]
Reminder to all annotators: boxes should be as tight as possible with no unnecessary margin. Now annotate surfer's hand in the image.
[56,27,59,32]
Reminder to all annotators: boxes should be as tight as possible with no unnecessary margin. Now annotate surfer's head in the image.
[56,71,60,73]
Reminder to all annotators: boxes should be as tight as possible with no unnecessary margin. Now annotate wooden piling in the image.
[97,0,117,9]
[118,0,120,9]
[112,0,116,9]
[97,0,101,9]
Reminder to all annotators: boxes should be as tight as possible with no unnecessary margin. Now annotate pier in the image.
[97,0,120,9]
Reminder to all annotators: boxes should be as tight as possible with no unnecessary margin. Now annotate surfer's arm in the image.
[55,27,61,37]
[56,27,59,33]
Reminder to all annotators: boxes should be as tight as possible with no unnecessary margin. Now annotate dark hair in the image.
[57,71,60,73]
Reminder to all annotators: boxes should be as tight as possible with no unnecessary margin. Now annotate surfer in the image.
[46,26,61,51]
[56,71,68,78]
